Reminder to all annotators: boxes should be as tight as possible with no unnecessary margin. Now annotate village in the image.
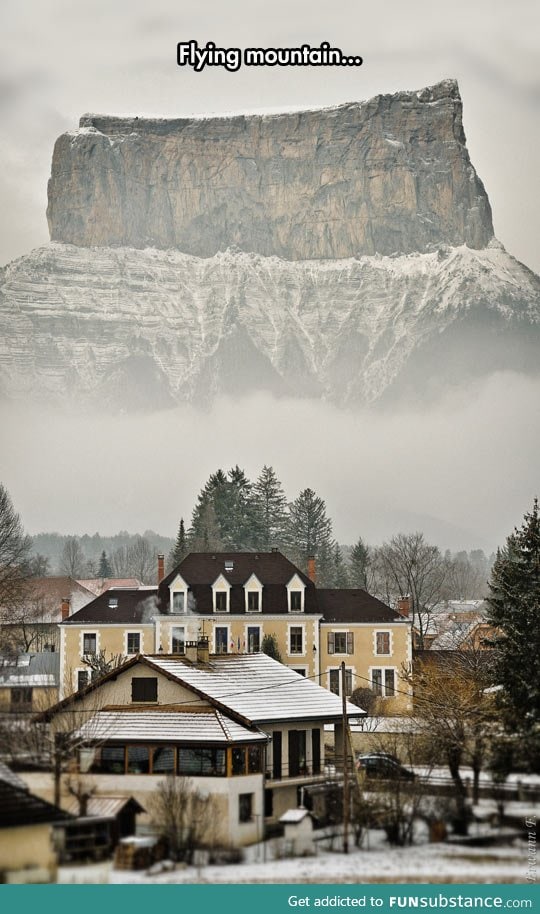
[0,491,538,885]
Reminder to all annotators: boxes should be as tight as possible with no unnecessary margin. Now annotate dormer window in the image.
[244,573,263,613]
[216,592,228,612]
[108,597,118,609]
[169,574,188,614]
[173,592,185,613]
[212,574,231,613]
[286,574,306,613]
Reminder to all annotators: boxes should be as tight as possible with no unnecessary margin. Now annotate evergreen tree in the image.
[189,466,259,550]
[261,633,283,663]
[169,518,188,569]
[287,487,333,574]
[98,550,111,578]
[252,465,289,550]
[331,542,350,588]
[189,501,223,552]
[486,498,540,738]
[349,536,370,589]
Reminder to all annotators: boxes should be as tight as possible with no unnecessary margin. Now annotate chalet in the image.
[39,648,361,846]
[59,551,412,712]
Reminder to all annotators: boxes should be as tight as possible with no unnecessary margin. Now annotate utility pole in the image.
[341,661,349,854]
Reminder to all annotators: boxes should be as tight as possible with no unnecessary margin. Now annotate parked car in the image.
[356,753,415,780]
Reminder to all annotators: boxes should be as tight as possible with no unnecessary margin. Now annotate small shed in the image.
[279,808,315,856]
[61,796,145,860]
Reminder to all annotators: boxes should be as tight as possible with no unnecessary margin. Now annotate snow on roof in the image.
[63,796,144,818]
[74,708,267,744]
[148,653,361,724]
[279,808,313,824]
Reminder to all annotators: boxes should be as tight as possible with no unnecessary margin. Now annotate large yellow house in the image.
[59,552,412,712]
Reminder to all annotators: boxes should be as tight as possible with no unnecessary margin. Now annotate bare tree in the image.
[111,537,156,583]
[60,537,86,578]
[372,533,448,649]
[409,649,496,833]
[0,483,32,616]
[148,775,218,862]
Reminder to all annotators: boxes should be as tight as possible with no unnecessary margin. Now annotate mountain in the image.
[0,80,538,411]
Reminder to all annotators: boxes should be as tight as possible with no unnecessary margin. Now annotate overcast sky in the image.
[1,0,539,551]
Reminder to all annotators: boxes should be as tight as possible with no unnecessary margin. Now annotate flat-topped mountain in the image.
[47,80,493,260]
[1,81,537,412]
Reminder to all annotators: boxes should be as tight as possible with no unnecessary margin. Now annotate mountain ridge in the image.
[1,238,538,411]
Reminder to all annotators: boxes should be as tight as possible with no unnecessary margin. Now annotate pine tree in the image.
[169,518,188,569]
[98,550,111,578]
[252,465,289,550]
[287,487,333,574]
[349,536,370,589]
[486,498,540,736]
[331,542,350,588]
[189,466,259,550]
[261,633,283,663]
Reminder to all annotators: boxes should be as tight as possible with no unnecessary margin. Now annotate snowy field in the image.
[59,831,531,885]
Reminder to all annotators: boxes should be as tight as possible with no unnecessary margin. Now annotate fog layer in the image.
[1,371,538,553]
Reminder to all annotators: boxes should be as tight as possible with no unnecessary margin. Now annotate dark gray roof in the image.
[0,780,72,828]
[63,553,403,626]
[317,589,405,624]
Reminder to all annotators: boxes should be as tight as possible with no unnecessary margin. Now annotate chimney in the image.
[157,553,165,584]
[184,640,198,663]
[307,555,316,584]
[61,597,70,621]
[397,596,411,618]
[197,637,210,664]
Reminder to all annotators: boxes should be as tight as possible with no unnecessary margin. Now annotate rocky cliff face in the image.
[1,241,538,411]
[47,80,493,260]
[2,80,537,413]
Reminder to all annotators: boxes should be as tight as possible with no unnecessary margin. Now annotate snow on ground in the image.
[58,830,530,885]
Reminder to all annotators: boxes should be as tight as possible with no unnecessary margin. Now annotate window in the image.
[247,626,260,653]
[108,597,118,609]
[385,669,396,697]
[215,592,228,613]
[127,632,140,654]
[77,670,89,691]
[171,626,185,653]
[292,668,306,677]
[376,632,391,655]
[152,746,175,773]
[289,626,303,654]
[131,677,158,702]
[328,669,352,696]
[178,748,226,776]
[83,633,97,655]
[10,687,32,709]
[232,747,247,775]
[290,591,302,611]
[225,560,234,572]
[371,668,396,697]
[239,793,253,823]
[288,730,307,777]
[328,632,354,654]
[215,626,228,654]
[172,592,185,613]
[127,745,150,774]
[91,745,125,774]
[248,746,262,773]
[247,591,260,612]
